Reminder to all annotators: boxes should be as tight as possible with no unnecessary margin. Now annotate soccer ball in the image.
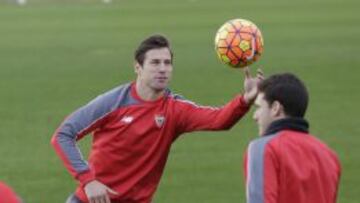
[215,19,264,68]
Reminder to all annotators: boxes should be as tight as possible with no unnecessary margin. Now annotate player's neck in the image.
[135,81,164,101]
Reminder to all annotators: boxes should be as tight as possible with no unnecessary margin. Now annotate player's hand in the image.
[84,180,119,203]
[243,67,264,105]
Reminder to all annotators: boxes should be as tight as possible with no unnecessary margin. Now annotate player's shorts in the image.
[65,194,83,203]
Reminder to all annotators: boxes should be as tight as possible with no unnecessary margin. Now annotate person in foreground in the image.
[0,181,22,203]
[51,34,263,203]
[245,73,341,203]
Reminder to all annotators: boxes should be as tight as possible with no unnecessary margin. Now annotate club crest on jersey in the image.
[121,116,134,124]
[154,115,165,128]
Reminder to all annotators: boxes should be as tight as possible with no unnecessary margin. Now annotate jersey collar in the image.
[264,117,309,136]
[130,82,170,104]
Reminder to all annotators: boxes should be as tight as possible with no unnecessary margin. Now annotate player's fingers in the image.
[89,197,96,203]
[94,197,101,203]
[106,187,119,196]
[257,68,264,77]
[89,197,97,203]
[104,194,111,203]
[99,195,108,203]
[243,66,251,78]
[94,196,102,203]
[98,195,107,203]
[256,68,265,82]
[257,74,265,80]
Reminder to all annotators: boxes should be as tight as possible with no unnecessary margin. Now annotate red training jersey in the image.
[244,118,341,203]
[0,182,20,203]
[51,82,250,203]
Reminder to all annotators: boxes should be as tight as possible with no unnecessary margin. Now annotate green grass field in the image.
[0,0,359,202]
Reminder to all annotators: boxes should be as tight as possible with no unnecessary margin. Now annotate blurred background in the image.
[0,0,359,202]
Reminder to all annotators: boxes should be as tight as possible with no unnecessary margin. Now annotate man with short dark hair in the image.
[245,73,341,203]
[51,34,263,203]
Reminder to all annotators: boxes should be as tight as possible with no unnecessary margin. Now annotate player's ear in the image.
[134,61,141,74]
[271,100,284,117]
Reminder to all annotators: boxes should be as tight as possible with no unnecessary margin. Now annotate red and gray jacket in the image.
[51,82,250,203]
[0,182,21,203]
[244,118,341,203]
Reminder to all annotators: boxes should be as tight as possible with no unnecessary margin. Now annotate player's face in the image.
[136,48,173,92]
[253,93,274,136]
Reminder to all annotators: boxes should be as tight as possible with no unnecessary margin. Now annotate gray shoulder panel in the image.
[55,83,140,173]
[60,83,138,138]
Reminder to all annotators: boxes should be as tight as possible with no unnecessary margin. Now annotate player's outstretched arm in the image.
[84,180,119,203]
[173,67,264,134]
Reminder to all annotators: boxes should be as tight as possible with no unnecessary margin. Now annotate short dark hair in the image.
[134,34,173,65]
[259,73,309,118]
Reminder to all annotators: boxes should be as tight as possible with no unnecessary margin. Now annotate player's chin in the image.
[152,83,168,91]
[153,77,170,87]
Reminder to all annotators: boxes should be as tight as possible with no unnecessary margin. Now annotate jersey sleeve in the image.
[50,90,120,186]
[174,95,250,135]
[245,138,279,203]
